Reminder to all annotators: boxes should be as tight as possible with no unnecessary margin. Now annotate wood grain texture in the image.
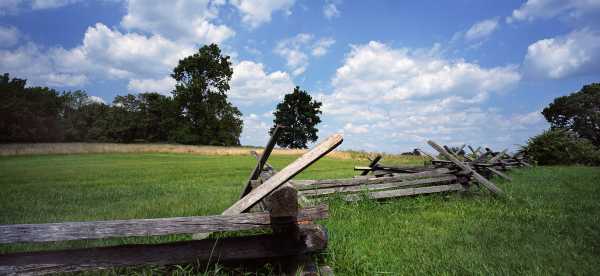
[240,125,283,198]
[0,205,328,244]
[223,134,343,215]
[0,224,328,276]
[488,149,508,164]
[293,168,452,190]
[427,140,504,197]
[300,176,457,197]
[343,184,465,202]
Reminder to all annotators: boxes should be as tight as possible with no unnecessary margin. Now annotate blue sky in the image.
[1,0,599,153]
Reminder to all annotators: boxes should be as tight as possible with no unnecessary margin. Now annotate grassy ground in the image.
[1,153,599,275]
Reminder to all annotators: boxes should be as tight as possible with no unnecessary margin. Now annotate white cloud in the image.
[128,76,176,94]
[323,2,340,19]
[88,95,106,104]
[507,0,600,23]
[121,0,234,44]
[464,18,499,41]
[229,60,294,105]
[312,37,336,56]
[0,43,87,87]
[0,25,19,47]
[0,0,21,15]
[343,123,369,134]
[240,113,272,146]
[331,41,520,103]
[0,23,195,89]
[31,0,80,10]
[319,41,537,153]
[275,33,335,76]
[524,29,600,79]
[231,0,295,29]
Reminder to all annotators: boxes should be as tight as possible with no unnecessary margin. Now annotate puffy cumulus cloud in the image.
[0,43,87,87]
[464,18,499,41]
[240,113,272,146]
[121,0,234,44]
[229,60,294,105]
[0,23,195,89]
[319,41,538,153]
[231,0,295,29]
[128,76,176,94]
[88,95,106,104]
[79,23,194,79]
[507,0,600,23]
[0,25,19,47]
[331,41,520,103]
[275,33,335,76]
[323,1,340,19]
[524,29,600,79]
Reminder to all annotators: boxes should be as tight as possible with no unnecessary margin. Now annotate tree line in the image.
[1,44,323,148]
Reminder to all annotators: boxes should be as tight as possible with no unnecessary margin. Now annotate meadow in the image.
[1,151,599,275]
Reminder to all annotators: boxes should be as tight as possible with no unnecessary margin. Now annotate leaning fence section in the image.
[0,127,343,275]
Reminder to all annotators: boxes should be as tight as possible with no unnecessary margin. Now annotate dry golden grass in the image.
[0,143,428,163]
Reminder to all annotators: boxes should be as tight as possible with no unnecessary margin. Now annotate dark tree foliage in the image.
[520,129,600,166]
[171,44,243,145]
[542,83,600,147]
[1,73,64,142]
[270,86,322,149]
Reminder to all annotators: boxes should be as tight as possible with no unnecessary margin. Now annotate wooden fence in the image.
[299,140,531,202]
[0,129,343,275]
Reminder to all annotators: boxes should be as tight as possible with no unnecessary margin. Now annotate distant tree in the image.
[0,73,64,142]
[520,129,599,166]
[542,83,600,147]
[171,44,243,145]
[270,86,322,149]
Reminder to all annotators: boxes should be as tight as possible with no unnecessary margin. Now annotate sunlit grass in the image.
[1,153,599,275]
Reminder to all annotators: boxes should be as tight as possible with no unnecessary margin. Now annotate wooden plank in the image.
[240,125,284,198]
[427,140,504,197]
[300,175,457,197]
[416,148,438,161]
[487,167,512,181]
[223,134,343,215]
[0,224,328,275]
[293,168,452,190]
[343,184,465,202]
[360,155,382,175]
[0,205,328,244]
[488,148,508,164]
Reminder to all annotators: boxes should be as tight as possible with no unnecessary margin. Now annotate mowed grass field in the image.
[1,153,600,275]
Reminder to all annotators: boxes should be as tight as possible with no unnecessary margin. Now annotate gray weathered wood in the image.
[0,224,328,275]
[488,148,508,164]
[223,134,343,215]
[487,167,512,181]
[293,168,452,190]
[300,175,457,197]
[0,205,328,244]
[428,140,504,197]
[360,155,382,175]
[416,148,438,161]
[240,125,284,198]
[343,184,465,202]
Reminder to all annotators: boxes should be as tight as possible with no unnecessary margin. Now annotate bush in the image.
[521,129,600,166]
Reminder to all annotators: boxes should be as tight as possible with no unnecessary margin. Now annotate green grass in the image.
[1,153,599,275]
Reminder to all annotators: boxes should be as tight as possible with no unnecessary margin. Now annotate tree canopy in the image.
[1,44,244,146]
[542,83,600,147]
[270,86,322,149]
[172,44,243,146]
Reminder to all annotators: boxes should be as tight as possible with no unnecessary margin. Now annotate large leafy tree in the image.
[171,44,243,145]
[542,83,600,147]
[270,86,322,149]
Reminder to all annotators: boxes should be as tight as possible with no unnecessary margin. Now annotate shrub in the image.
[521,129,600,166]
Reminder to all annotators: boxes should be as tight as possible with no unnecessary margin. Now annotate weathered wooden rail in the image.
[0,132,344,275]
